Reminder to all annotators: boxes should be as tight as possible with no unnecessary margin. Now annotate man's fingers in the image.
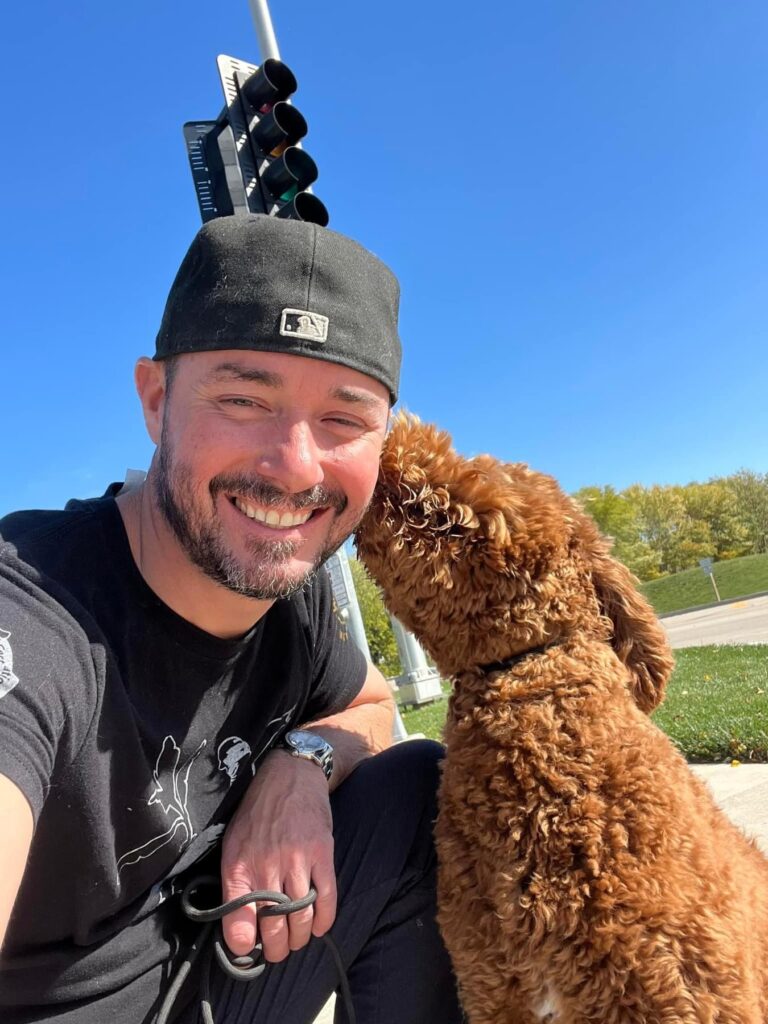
[220,859,331,961]
[220,863,267,957]
[310,856,337,938]
[259,890,292,963]
[284,868,316,952]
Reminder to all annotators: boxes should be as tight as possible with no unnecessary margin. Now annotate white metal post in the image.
[324,550,409,741]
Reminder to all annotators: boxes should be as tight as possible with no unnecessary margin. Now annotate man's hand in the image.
[220,664,395,962]
[220,750,335,962]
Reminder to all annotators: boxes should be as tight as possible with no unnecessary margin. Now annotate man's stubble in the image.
[154,429,354,601]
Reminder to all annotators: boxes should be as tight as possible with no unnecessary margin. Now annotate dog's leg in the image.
[437,822,546,1023]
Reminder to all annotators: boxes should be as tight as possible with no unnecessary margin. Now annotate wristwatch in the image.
[280,729,334,781]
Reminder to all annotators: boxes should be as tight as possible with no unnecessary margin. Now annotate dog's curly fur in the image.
[356,414,768,1024]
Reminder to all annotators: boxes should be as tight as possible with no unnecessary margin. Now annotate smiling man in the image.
[0,216,462,1023]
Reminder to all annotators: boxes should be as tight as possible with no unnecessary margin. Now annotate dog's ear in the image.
[589,545,674,713]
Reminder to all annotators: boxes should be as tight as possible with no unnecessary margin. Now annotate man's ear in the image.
[134,357,169,446]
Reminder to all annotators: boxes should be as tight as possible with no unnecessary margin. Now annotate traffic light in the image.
[183,54,329,226]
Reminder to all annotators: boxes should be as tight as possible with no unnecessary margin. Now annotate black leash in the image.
[155,875,356,1024]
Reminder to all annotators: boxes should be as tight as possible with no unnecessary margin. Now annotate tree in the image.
[726,470,768,554]
[681,482,750,560]
[630,486,693,575]
[348,558,401,677]
[573,486,634,542]
[576,470,767,580]
[672,515,714,571]
[575,485,661,580]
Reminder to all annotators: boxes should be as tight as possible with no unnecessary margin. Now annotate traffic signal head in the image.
[250,102,307,155]
[239,57,296,112]
[184,54,328,227]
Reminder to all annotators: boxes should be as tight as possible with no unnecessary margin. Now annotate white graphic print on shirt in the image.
[116,735,206,877]
[217,737,252,785]
[0,629,19,699]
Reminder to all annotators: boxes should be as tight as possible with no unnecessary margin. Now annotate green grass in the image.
[399,679,452,739]
[399,645,768,762]
[652,645,768,761]
[640,553,768,615]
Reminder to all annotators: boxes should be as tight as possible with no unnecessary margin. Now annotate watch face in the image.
[286,730,330,756]
[283,730,333,779]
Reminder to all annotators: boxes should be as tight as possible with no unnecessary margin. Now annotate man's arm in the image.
[293,659,396,792]
[220,663,395,962]
[0,774,34,949]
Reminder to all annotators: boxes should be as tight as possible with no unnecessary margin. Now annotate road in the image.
[661,594,768,649]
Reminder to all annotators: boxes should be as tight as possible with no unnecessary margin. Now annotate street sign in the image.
[698,558,720,601]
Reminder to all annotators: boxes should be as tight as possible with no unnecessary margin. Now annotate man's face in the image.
[153,349,390,600]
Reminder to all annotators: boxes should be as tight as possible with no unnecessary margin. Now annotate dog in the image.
[356,414,768,1024]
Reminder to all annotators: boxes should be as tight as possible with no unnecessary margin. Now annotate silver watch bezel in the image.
[281,729,334,780]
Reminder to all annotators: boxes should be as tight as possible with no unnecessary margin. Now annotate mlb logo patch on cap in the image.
[280,308,329,343]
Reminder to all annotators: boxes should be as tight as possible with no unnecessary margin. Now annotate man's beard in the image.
[154,438,351,600]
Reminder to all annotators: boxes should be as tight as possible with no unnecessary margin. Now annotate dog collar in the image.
[478,641,561,675]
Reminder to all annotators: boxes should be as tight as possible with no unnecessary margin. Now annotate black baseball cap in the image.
[154,215,401,402]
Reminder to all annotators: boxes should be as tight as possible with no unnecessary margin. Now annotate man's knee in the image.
[329,739,444,874]
[340,738,443,812]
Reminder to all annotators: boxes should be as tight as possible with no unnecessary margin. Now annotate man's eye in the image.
[324,416,364,429]
[222,397,261,408]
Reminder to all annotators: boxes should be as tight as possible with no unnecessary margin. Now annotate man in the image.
[0,215,462,1023]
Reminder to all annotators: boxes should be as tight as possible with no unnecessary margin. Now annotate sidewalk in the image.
[314,763,768,1023]
[691,762,768,852]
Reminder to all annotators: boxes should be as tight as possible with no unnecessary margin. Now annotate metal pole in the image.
[327,549,373,662]
[247,0,281,60]
[324,551,409,742]
[245,0,310,173]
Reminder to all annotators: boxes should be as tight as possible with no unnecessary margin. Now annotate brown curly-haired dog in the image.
[356,414,768,1024]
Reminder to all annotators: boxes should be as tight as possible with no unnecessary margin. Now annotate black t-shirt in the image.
[0,492,366,1022]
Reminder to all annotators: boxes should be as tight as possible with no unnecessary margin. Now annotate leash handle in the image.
[156,875,355,1024]
[182,875,317,922]
[182,875,318,981]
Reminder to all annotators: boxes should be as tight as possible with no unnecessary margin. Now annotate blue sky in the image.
[1,0,766,516]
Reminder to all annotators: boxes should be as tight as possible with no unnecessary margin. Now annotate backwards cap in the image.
[155,214,401,402]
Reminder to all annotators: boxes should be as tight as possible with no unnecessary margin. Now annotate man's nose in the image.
[254,419,325,494]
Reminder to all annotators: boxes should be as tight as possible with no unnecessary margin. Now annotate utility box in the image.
[390,618,444,707]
